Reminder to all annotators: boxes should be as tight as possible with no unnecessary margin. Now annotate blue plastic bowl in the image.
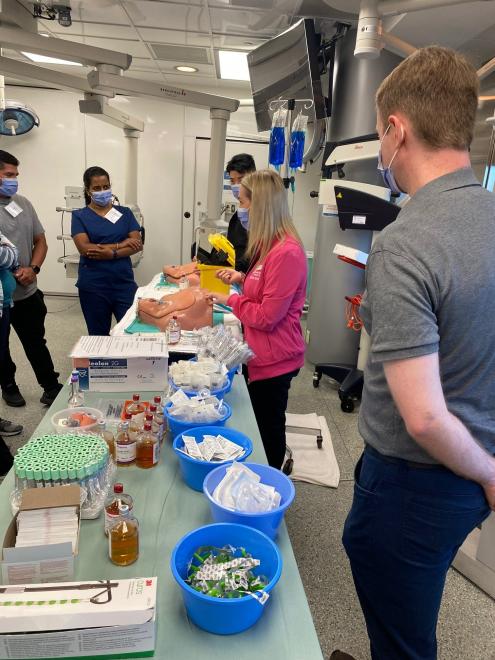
[169,378,231,399]
[170,522,282,635]
[173,426,252,491]
[164,402,232,439]
[203,462,295,540]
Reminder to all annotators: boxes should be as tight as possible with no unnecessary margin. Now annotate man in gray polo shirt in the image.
[0,150,62,407]
[332,47,495,660]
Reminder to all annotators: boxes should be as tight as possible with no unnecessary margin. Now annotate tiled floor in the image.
[1,295,494,660]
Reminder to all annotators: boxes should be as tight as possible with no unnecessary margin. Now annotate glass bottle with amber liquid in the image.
[104,483,133,536]
[96,419,116,463]
[136,422,159,469]
[115,420,136,467]
[126,393,145,416]
[109,504,139,566]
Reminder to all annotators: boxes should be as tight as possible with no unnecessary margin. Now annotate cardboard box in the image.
[2,486,81,585]
[0,576,157,659]
[71,335,168,392]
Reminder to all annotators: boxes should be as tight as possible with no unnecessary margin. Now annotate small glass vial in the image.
[109,503,139,566]
[136,422,159,469]
[115,420,136,467]
[150,402,164,446]
[104,483,133,536]
[96,419,116,462]
[123,411,141,441]
[126,393,145,416]
[68,370,84,407]
[167,315,181,345]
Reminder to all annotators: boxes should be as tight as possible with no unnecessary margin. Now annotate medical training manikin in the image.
[138,288,213,331]
[163,262,200,286]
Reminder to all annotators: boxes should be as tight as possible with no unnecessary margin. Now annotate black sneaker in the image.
[0,418,23,436]
[0,438,13,476]
[1,384,26,407]
[40,383,63,406]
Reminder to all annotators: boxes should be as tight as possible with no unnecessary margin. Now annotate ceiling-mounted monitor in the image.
[247,18,326,133]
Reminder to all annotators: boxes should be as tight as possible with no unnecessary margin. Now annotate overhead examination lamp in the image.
[0,101,40,136]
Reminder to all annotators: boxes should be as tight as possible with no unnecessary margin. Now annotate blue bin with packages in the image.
[170,522,283,634]
[203,462,295,539]
[172,425,252,491]
[164,401,232,439]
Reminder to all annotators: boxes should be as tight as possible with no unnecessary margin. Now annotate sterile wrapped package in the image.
[168,389,226,423]
[177,433,245,462]
[196,326,255,370]
[169,358,228,391]
[212,462,281,512]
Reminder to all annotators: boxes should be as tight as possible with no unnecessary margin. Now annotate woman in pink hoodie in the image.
[214,169,307,468]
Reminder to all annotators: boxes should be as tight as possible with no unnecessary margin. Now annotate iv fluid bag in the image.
[269,126,285,166]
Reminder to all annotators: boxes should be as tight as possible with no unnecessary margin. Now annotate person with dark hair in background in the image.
[0,232,22,474]
[71,166,142,335]
[225,153,256,272]
[0,150,62,408]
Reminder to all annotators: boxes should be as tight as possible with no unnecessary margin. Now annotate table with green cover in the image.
[0,378,323,659]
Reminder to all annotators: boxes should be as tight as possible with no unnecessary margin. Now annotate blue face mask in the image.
[231,184,240,200]
[91,189,113,207]
[237,206,249,230]
[377,124,403,195]
[0,178,18,197]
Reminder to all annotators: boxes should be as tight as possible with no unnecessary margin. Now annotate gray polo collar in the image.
[411,167,480,203]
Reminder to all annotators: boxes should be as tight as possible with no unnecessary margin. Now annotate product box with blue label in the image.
[70,335,168,392]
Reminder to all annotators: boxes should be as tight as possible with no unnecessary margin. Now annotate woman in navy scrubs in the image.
[71,166,142,335]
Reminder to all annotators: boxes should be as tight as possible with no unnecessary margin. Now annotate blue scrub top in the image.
[0,268,16,308]
[71,205,140,291]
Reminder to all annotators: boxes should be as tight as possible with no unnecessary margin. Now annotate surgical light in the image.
[0,102,40,136]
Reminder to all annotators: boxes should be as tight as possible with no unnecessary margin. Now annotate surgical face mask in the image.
[91,189,113,207]
[231,184,240,200]
[237,206,249,230]
[0,178,18,197]
[377,124,403,195]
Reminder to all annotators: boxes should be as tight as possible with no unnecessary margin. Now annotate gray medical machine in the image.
[306,29,402,409]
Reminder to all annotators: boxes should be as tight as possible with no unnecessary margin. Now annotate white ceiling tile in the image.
[78,37,150,58]
[136,28,212,47]
[123,70,167,83]
[50,24,138,40]
[208,7,290,36]
[69,3,130,25]
[212,34,265,49]
[126,1,210,31]
[130,58,160,72]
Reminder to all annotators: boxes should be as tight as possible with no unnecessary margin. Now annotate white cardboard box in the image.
[71,335,168,392]
[0,576,157,659]
[2,486,81,585]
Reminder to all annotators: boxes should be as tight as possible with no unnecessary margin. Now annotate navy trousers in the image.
[343,446,490,660]
[78,286,136,336]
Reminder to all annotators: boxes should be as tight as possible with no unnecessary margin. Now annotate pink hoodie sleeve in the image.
[227,245,305,332]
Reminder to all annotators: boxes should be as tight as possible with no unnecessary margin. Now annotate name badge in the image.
[105,208,122,224]
[5,201,22,218]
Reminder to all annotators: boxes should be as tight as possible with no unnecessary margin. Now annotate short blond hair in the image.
[241,169,302,263]
[376,46,479,150]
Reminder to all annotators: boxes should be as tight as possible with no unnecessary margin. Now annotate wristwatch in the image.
[30,264,41,274]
